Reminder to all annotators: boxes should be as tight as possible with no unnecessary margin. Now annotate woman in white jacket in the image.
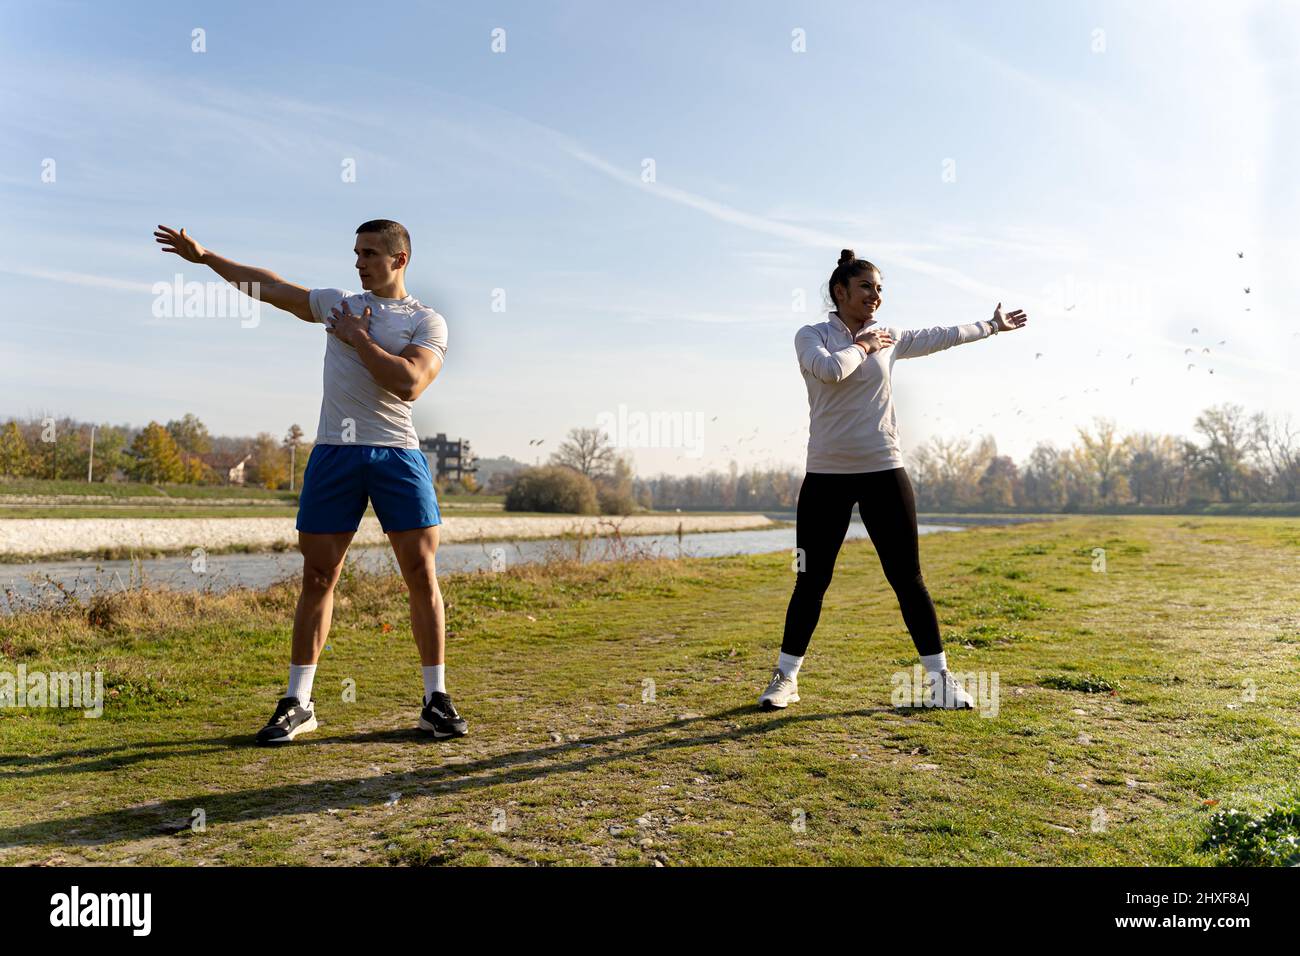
[759,249,1027,711]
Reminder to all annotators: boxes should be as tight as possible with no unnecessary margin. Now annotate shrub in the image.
[1201,800,1300,866]
[597,485,638,516]
[504,466,598,514]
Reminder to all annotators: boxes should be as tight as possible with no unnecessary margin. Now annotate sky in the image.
[1,0,1296,475]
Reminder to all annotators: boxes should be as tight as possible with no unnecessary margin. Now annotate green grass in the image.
[1,514,1297,866]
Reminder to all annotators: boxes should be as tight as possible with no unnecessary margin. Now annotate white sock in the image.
[422,664,446,702]
[920,652,948,675]
[777,652,804,677]
[287,664,317,704]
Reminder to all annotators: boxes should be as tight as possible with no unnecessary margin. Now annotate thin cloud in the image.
[557,141,1034,305]
[0,266,156,294]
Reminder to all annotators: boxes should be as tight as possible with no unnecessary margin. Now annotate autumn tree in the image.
[0,421,32,477]
[1251,413,1299,502]
[129,422,185,483]
[1190,404,1254,502]
[1020,443,1066,511]
[978,455,1019,509]
[166,413,213,455]
[248,432,289,490]
[1076,418,1131,505]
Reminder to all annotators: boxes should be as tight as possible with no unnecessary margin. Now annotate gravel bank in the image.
[0,513,776,558]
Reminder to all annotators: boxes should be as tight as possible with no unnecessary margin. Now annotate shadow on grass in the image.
[0,704,892,849]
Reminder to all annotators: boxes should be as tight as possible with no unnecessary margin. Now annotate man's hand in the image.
[154,225,206,263]
[855,327,894,354]
[992,302,1029,332]
[327,300,372,347]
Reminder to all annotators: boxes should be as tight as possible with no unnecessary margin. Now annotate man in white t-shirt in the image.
[154,219,467,744]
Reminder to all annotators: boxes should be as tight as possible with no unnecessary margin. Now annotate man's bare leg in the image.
[387,525,444,666]
[388,525,466,737]
[292,531,356,664]
[256,530,354,745]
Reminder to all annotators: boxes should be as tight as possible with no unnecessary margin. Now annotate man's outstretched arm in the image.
[154,224,315,323]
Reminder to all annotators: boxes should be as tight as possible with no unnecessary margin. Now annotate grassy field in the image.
[1,515,1297,866]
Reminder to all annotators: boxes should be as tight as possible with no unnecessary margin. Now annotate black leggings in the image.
[781,468,943,658]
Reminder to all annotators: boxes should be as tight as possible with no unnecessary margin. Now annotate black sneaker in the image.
[255,696,318,745]
[419,691,468,739]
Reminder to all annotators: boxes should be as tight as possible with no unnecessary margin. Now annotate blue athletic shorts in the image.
[296,444,441,534]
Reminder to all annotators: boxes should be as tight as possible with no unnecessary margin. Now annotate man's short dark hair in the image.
[356,219,411,262]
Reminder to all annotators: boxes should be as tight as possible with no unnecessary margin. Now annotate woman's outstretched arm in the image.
[893,303,1028,360]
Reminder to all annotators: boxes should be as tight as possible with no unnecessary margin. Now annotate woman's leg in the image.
[856,467,943,658]
[779,473,857,658]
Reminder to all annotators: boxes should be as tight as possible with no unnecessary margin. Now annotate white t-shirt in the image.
[308,288,448,448]
[795,312,995,473]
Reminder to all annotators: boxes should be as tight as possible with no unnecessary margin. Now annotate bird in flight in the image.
[1244,287,1251,294]
[1130,377,1139,385]
[1237,251,1244,258]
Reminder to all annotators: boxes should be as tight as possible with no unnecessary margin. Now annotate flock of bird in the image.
[521,250,1285,464]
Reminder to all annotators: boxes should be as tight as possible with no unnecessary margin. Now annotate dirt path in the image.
[0,513,776,558]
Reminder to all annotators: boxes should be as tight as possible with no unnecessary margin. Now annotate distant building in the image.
[226,453,252,486]
[419,433,477,483]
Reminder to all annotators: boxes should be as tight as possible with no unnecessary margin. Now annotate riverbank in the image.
[0,513,779,563]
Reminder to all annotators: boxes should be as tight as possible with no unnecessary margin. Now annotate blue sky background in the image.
[1,0,1296,474]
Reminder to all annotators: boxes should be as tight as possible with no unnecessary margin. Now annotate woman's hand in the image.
[992,302,1028,331]
[855,327,894,354]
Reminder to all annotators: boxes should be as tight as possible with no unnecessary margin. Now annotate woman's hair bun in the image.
[838,249,857,267]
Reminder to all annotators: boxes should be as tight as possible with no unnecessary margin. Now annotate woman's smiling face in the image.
[835,267,883,324]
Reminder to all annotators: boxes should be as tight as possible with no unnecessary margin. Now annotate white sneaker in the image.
[923,669,974,710]
[758,669,800,710]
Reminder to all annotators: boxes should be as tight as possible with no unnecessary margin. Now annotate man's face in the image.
[354,232,405,291]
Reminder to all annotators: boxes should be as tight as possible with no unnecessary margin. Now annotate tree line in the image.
[908,405,1297,512]
[0,414,309,490]
[4,403,1294,512]
[632,404,1297,513]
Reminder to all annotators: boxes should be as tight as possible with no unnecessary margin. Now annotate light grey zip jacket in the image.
[795,311,996,473]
